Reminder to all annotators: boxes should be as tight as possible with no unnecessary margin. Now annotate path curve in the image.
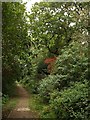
[8,84,38,118]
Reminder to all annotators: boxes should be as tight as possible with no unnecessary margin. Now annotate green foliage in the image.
[29,94,48,118]
[2,2,28,95]
[2,82,17,96]
[37,58,48,76]
[38,75,66,102]
[38,41,88,102]
[28,2,89,55]
[50,81,89,119]
[20,75,38,94]
[29,94,55,118]
[38,75,56,102]
[2,98,18,118]
[53,41,88,82]
[2,94,9,105]
[2,2,89,119]
[38,40,89,118]
[40,106,55,118]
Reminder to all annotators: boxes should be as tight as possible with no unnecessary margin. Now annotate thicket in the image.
[38,41,89,119]
[20,2,89,119]
[41,81,89,119]
[2,2,89,119]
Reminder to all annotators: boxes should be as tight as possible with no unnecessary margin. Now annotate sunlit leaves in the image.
[28,2,89,56]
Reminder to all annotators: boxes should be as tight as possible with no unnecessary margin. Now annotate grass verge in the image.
[29,94,49,118]
[2,97,18,118]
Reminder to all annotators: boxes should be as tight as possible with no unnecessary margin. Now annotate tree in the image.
[2,2,28,95]
[28,2,89,55]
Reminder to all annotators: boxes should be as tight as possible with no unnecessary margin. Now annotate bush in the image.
[49,81,89,119]
[20,76,39,93]
[38,41,89,118]
[26,79,39,93]
[40,106,56,118]
[38,72,88,103]
[53,41,88,84]
[38,75,64,102]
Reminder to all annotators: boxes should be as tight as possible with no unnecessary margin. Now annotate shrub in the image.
[26,79,39,93]
[53,41,88,84]
[38,41,88,117]
[49,81,89,119]
[21,76,39,93]
[38,74,70,102]
[38,75,60,102]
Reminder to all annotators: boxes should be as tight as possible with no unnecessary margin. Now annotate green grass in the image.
[2,98,18,118]
[29,94,49,118]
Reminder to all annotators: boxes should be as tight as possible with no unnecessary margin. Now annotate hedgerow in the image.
[49,81,89,119]
[38,41,89,118]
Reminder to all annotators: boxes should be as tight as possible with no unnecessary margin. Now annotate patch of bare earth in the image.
[7,84,39,118]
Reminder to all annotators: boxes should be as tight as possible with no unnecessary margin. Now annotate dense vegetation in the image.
[2,1,89,119]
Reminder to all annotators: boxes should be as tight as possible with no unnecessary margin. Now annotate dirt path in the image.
[8,84,38,118]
